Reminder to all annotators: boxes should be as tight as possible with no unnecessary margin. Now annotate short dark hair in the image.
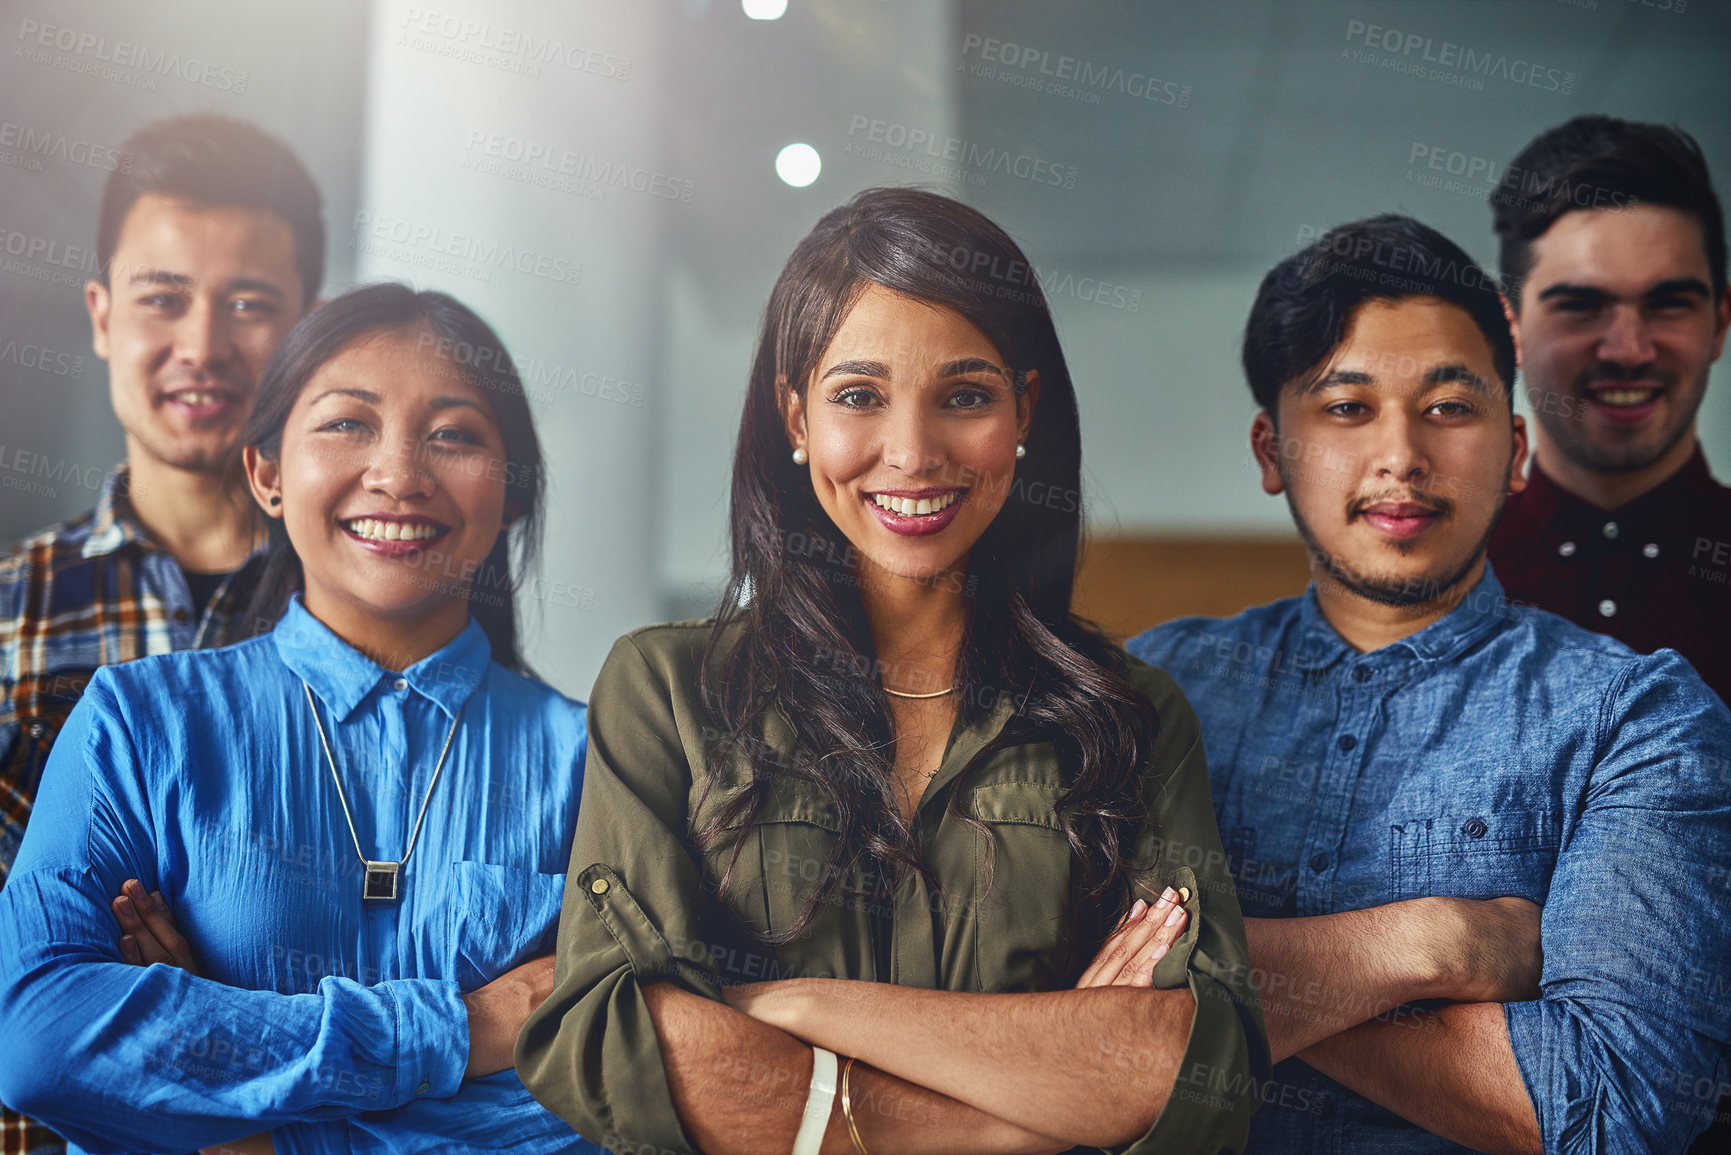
[1491,115,1725,308]
[1242,214,1516,419]
[98,114,325,306]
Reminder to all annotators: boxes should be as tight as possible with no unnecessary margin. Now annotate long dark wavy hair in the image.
[238,283,544,673]
[698,187,1161,942]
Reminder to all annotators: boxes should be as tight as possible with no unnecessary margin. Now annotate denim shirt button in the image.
[1462,818,1488,839]
[1309,852,1330,872]
[1336,734,1357,752]
[1352,666,1371,683]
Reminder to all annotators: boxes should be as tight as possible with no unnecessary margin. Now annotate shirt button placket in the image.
[152,553,199,651]
[1302,676,1369,915]
[374,686,410,975]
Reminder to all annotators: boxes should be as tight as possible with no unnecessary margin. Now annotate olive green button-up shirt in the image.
[519,622,1268,1154]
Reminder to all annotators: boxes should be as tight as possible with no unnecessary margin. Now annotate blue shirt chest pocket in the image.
[1386,809,1559,904]
[445,860,567,990]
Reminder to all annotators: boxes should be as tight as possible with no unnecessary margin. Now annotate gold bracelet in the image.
[840,1055,869,1155]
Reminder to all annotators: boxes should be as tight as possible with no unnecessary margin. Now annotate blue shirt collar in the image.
[271,595,492,723]
[1291,563,1512,670]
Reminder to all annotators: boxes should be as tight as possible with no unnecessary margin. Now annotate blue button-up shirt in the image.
[0,597,602,1155]
[1129,566,1731,1153]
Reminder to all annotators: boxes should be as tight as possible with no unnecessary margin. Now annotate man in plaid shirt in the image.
[0,114,323,1154]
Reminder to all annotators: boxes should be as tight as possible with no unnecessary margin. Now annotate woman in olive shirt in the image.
[519,189,1267,1154]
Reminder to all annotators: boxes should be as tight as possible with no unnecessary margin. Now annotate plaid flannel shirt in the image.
[0,465,264,1155]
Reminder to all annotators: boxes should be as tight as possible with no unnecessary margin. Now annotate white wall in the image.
[355,0,671,695]
[0,0,369,545]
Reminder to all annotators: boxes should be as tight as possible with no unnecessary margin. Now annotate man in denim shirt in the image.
[1130,214,1731,1153]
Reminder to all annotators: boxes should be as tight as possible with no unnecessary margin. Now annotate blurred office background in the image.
[2,0,1727,696]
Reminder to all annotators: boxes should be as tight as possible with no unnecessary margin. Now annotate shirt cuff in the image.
[384,977,469,1102]
[1110,875,1266,1155]
[1503,998,1556,1153]
[581,862,724,999]
[268,1120,339,1155]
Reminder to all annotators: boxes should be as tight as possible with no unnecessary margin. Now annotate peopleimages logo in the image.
[15,18,250,93]
[1406,143,1635,213]
[398,8,632,79]
[960,33,1192,108]
[462,131,696,203]
[844,116,1078,189]
[1342,19,1575,95]
[0,225,100,288]
[350,211,584,286]
[0,121,130,174]
[0,338,85,378]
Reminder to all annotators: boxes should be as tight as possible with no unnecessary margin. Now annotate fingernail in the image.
[1148,943,1169,967]
[1164,903,1187,928]
[1129,899,1147,919]
[152,891,166,912]
[116,896,133,915]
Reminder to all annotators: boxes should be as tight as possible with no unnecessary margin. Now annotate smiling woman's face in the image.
[249,327,511,647]
[784,283,1038,589]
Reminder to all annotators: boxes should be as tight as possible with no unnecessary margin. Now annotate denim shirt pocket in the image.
[1387,808,1560,902]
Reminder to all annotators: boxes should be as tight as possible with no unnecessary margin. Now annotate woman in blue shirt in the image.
[0,284,601,1155]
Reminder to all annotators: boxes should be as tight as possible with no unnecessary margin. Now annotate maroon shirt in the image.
[1489,447,1731,707]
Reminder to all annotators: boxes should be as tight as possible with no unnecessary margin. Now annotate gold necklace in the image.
[882,684,955,699]
[302,679,462,901]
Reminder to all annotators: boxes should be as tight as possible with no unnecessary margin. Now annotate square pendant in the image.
[364,861,400,901]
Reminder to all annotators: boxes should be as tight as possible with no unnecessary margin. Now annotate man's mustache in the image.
[1347,489,1453,520]
[1574,362,1676,389]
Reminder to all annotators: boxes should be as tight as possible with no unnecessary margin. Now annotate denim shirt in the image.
[1129,565,1731,1154]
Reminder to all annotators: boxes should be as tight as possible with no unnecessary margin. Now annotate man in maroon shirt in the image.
[1488,116,1731,709]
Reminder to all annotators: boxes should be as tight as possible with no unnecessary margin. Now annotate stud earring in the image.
[1015,444,1026,460]
[792,447,808,465]
[269,495,281,507]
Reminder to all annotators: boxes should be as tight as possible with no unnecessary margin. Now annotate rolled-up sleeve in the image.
[1114,666,1271,1154]
[1504,652,1731,1153]
[517,632,724,1155]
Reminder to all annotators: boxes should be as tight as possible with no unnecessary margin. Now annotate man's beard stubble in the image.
[1282,473,1509,610]
[1533,362,1703,474]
